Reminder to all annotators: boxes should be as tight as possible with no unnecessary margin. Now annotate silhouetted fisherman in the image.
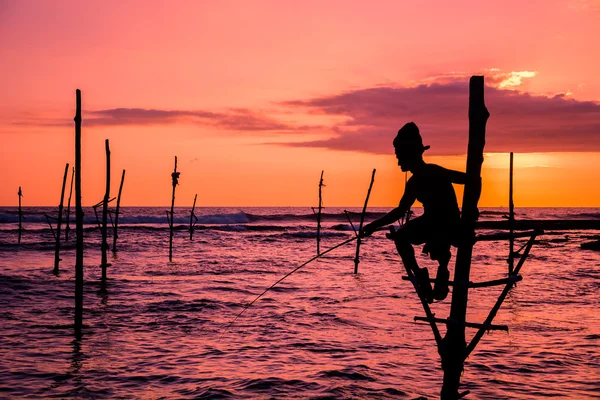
[361,122,472,303]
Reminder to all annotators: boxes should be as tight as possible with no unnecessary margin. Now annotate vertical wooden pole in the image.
[112,169,125,253]
[74,89,84,337]
[18,187,23,244]
[53,163,69,275]
[317,171,324,255]
[508,152,515,274]
[65,167,74,241]
[354,169,376,274]
[101,139,110,282]
[440,76,489,400]
[169,156,179,262]
[190,193,197,240]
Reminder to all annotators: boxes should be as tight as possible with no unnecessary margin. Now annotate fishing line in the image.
[220,235,359,338]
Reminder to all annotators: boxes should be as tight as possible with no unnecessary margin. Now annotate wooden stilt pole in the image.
[508,152,515,274]
[101,139,110,282]
[65,167,74,241]
[440,76,489,400]
[317,171,324,255]
[18,187,23,244]
[354,169,376,274]
[74,89,84,337]
[53,163,69,275]
[112,169,125,253]
[190,194,198,240]
[169,156,179,262]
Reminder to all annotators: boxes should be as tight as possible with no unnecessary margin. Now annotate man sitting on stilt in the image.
[361,122,471,303]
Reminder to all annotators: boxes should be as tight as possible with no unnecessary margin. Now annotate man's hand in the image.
[360,223,376,238]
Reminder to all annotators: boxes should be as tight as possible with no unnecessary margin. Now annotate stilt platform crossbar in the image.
[402,274,523,288]
[413,316,509,332]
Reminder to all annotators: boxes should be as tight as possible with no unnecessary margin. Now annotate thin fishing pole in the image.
[220,235,359,338]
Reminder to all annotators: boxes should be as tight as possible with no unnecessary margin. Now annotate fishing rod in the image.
[220,234,361,338]
[220,225,394,338]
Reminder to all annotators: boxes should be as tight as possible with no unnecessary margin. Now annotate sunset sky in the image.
[1,0,599,207]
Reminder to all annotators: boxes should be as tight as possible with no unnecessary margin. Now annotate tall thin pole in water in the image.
[113,169,126,253]
[316,171,324,255]
[18,187,23,244]
[53,163,69,275]
[190,193,198,240]
[65,167,74,241]
[74,89,84,337]
[354,169,376,274]
[441,76,489,399]
[508,152,515,274]
[169,156,179,262]
[101,139,111,282]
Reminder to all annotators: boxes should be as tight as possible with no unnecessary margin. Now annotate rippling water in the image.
[0,207,599,399]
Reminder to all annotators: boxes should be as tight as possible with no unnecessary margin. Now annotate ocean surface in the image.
[0,206,599,399]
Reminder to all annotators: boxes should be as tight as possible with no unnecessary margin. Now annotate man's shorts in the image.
[395,215,459,261]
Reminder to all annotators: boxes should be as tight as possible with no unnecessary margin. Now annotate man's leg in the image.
[432,246,451,301]
[392,219,433,303]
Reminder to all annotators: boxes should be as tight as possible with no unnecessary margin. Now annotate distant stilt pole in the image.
[53,163,69,275]
[112,169,126,253]
[74,89,84,337]
[354,169,376,274]
[65,167,74,241]
[101,139,111,282]
[18,187,23,244]
[317,171,324,255]
[508,152,515,274]
[441,76,489,400]
[169,156,179,262]
[189,193,198,240]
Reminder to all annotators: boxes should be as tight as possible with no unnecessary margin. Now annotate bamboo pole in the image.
[74,89,84,337]
[508,152,515,274]
[354,169,376,274]
[53,163,69,275]
[440,76,489,400]
[18,187,23,244]
[65,167,74,241]
[169,156,179,262]
[190,193,198,240]
[101,139,110,282]
[317,171,324,255]
[112,169,125,253]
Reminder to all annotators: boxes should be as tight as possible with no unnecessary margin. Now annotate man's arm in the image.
[361,180,417,237]
[443,167,468,184]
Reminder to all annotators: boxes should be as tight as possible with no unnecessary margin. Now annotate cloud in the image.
[10,107,308,133]
[277,77,600,155]
[85,108,297,132]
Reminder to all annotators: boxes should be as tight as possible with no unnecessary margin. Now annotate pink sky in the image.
[1,0,599,206]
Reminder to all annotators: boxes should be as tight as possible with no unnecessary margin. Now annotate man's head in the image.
[393,122,430,172]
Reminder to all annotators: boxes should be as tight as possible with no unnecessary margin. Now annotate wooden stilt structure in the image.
[65,167,74,241]
[508,152,515,274]
[18,187,23,244]
[112,169,126,253]
[189,194,198,240]
[439,75,490,400]
[74,89,84,337]
[101,139,111,282]
[53,163,69,275]
[354,169,376,274]
[312,171,325,255]
[390,77,541,399]
[168,156,180,262]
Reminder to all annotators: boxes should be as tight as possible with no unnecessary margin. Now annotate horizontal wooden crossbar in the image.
[414,316,509,331]
[401,274,522,288]
[475,229,541,242]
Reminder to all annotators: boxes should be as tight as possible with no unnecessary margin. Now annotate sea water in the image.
[0,207,599,399]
